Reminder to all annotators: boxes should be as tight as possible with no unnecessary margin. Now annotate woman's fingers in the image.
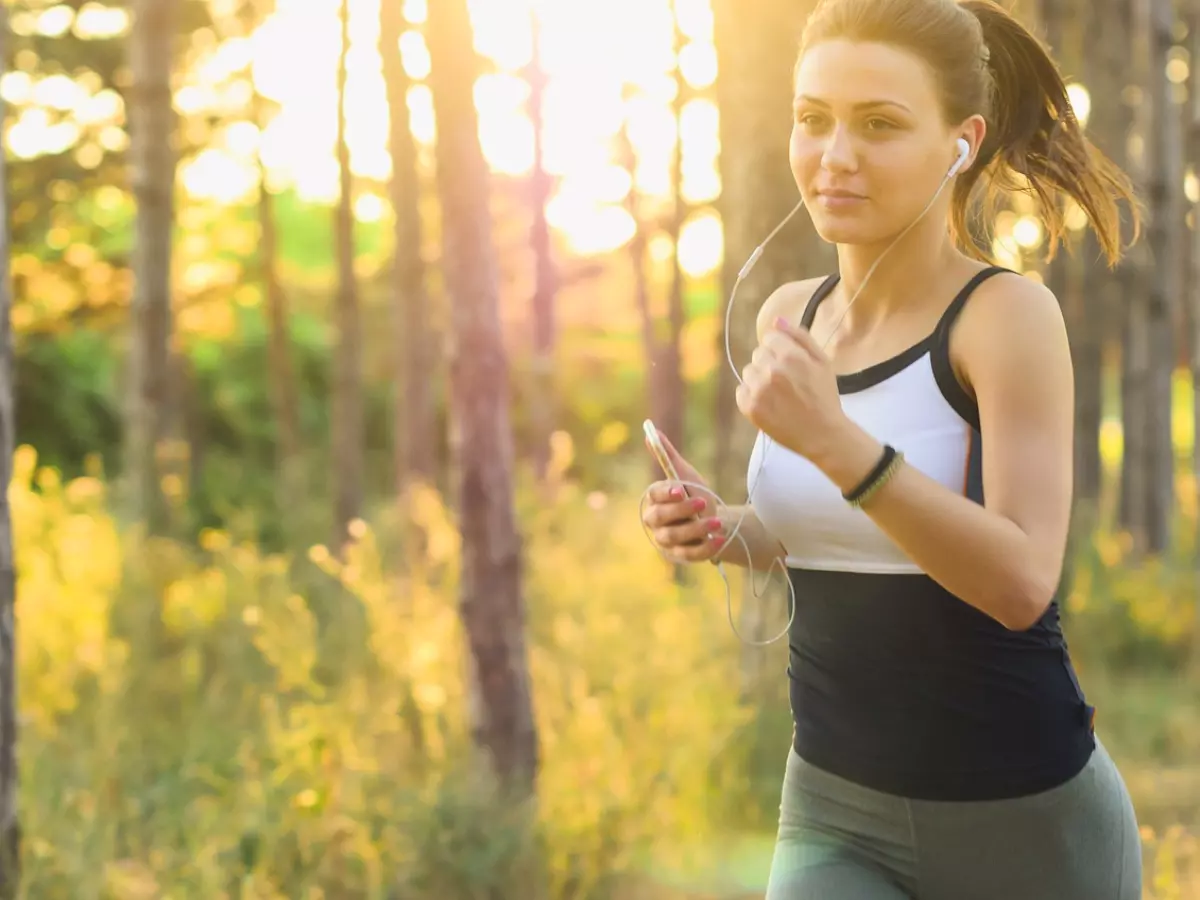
[663,532,727,563]
[643,495,711,529]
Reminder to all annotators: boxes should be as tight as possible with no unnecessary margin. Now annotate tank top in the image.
[748,266,1095,802]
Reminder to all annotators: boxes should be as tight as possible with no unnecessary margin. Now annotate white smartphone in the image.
[643,418,681,481]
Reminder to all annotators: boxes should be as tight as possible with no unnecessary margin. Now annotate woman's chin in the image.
[811,211,893,247]
[813,220,871,245]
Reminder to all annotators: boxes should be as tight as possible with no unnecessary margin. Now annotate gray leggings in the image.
[766,741,1141,899]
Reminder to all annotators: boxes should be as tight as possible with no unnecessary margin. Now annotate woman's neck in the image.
[832,217,963,330]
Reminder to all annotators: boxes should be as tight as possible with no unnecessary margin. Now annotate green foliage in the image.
[14,439,1200,898]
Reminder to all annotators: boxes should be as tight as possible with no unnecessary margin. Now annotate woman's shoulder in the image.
[755,276,833,343]
[950,267,1070,397]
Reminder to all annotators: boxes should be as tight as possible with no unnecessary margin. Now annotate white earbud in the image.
[947,138,970,177]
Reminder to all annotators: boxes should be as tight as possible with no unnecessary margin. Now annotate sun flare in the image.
[6,0,725,275]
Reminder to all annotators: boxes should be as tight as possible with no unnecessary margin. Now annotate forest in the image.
[1,0,1199,896]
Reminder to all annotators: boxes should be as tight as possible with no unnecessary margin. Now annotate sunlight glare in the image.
[181,149,258,204]
[76,88,122,126]
[679,42,718,89]
[399,32,431,80]
[355,193,386,222]
[73,3,130,39]
[32,74,86,112]
[559,205,636,255]
[468,0,533,71]
[1065,82,1090,129]
[26,0,727,267]
[36,6,75,39]
[403,0,427,24]
[225,121,261,157]
[542,79,625,175]
[674,0,715,41]
[0,72,32,106]
[678,210,723,276]
[682,162,721,205]
[1013,216,1043,249]
[408,86,436,144]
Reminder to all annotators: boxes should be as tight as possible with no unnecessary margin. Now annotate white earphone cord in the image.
[638,140,969,646]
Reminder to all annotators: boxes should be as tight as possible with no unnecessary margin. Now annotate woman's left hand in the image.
[736,316,851,465]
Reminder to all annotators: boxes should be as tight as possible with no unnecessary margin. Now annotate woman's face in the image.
[790,39,977,246]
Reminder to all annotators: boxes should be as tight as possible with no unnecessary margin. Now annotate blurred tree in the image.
[0,13,19,895]
[231,0,302,523]
[427,0,539,791]
[526,8,559,480]
[658,2,689,459]
[1188,0,1200,674]
[382,0,438,496]
[126,0,182,534]
[1122,0,1180,555]
[618,90,659,451]
[1074,0,1129,517]
[332,0,363,548]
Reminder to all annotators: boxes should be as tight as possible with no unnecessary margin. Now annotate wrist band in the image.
[843,444,904,508]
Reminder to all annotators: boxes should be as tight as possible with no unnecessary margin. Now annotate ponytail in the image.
[956,0,1139,265]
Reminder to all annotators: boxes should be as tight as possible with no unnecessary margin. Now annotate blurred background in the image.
[5,0,1200,896]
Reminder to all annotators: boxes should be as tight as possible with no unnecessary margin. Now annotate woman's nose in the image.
[820,125,858,173]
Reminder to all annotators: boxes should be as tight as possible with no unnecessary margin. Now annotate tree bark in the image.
[427,0,539,792]
[0,13,20,893]
[331,0,363,549]
[254,100,301,512]
[1075,0,1127,515]
[382,0,438,496]
[126,0,180,534]
[660,3,689,458]
[1133,0,1181,554]
[618,104,662,475]
[1188,0,1200,673]
[526,11,558,480]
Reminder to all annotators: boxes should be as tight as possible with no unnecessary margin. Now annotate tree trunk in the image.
[332,0,363,548]
[255,104,301,509]
[660,3,689,457]
[1075,0,1127,516]
[0,13,20,892]
[712,0,832,689]
[382,0,437,496]
[618,104,662,474]
[427,0,539,793]
[1188,0,1200,674]
[126,0,180,535]
[526,11,558,480]
[1136,0,1181,554]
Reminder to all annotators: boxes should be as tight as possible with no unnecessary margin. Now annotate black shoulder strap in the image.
[930,265,1015,432]
[932,266,1013,343]
[800,274,841,329]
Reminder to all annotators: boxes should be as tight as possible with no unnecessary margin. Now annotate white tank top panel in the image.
[746,267,1006,574]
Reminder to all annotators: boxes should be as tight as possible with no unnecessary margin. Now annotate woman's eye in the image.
[796,113,825,130]
[864,118,894,131]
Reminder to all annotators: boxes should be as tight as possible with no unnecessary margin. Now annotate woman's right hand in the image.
[641,431,727,563]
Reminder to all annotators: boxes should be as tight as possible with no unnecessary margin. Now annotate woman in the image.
[640,0,1143,897]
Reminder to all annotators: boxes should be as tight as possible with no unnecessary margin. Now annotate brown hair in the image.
[798,0,1140,265]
